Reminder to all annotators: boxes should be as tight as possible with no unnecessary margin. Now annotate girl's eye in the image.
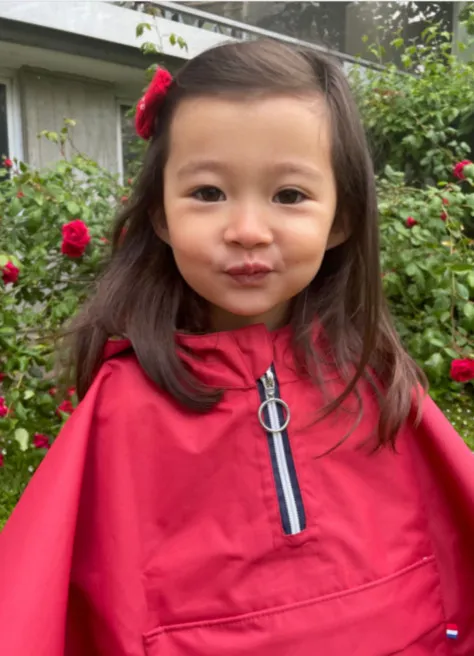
[192,186,226,203]
[274,189,307,205]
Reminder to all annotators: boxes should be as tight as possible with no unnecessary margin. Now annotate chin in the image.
[211,300,290,331]
[221,304,276,318]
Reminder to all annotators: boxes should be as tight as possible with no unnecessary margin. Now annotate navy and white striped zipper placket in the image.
[257,365,306,536]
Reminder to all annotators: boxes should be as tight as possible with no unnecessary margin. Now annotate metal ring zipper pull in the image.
[258,398,291,433]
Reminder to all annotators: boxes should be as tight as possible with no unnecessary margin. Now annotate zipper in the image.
[257,365,306,536]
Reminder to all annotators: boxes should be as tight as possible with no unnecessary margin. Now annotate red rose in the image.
[442,197,449,206]
[0,373,5,382]
[0,453,3,467]
[2,260,20,285]
[406,216,418,228]
[16,191,24,199]
[135,67,173,140]
[67,386,76,397]
[61,219,90,258]
[450,358,474,383]
[33,433,50,450]
[48,387,57,396]
[440,211,447,221]
[121,195,129,204]
[127,178,133,185]
[56,399,74,416]
[453,160,472,180]
[100,237,109,244]
[3,158,13,169]
[0,397,8,417]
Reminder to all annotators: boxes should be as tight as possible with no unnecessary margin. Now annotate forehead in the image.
[165,94,332,171]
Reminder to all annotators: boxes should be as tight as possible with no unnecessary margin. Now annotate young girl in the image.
[1,39,473,656]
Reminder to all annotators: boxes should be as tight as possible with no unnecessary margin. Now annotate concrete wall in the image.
[19,68,119,172]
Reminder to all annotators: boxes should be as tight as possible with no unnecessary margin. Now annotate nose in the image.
[223,203,273,250]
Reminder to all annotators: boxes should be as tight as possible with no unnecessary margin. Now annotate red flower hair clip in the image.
[135,67,173,141]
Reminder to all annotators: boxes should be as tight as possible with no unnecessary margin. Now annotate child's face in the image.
[162,94,341,332]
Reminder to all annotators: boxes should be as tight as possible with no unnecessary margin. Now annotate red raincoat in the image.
[1,324,473,655]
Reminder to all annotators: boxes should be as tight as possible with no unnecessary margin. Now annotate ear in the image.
[326,213,350,251]
[156,223,171,245]
[151,210,170,245]
[326,228,347,251]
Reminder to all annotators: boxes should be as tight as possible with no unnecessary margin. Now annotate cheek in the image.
[165,206,206,255]
[166,223,214,282]
[168,228,214,270]
[164,195,217,258]
[280,217,332,263]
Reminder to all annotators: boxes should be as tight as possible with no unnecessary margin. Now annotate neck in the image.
[209,302,291,333]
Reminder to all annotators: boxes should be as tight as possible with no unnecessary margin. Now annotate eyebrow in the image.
[176,160,323,180]
[176,160,227,179]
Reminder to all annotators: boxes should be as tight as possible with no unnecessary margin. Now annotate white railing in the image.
[114,1,379,70]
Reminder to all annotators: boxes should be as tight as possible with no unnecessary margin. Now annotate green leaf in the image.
[425,352,444,376]
[38,393,54,407]
[405,263,419,277]
[444,347,459,359]
[9,198,22,215]
[463,163,474,180]
[391,37,404,49]
[15,403,28,421]
[451,264,473,273]
[456,282,470,300]
[142,41,159,55]
[23,390,35,400]
[428,336,445,348]
[14,428,29,452]
[67,201,80,216]
[136,22,151,38]
[463,303,474,320]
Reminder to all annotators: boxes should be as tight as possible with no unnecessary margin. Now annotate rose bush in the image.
[377,166,474,416]
[350,19,474,444]
[0,124,128,526]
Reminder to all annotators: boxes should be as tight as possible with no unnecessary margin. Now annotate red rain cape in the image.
[0,327,473,655]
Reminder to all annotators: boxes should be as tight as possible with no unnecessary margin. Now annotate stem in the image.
[449,238,457,347]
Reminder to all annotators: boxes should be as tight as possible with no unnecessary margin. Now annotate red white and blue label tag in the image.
[446,624,459,640]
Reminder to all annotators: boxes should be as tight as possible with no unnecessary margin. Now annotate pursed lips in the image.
[224,262,274,285]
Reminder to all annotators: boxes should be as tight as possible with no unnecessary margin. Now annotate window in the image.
[0,74,22,164]
[0,83,9,161]
[180,2,455,65]
[119,103,143,182]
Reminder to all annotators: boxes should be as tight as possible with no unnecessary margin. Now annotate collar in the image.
[103,323,298,389]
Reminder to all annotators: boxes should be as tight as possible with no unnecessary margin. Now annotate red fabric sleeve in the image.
[410,394,474,653]
[0,365,147,656]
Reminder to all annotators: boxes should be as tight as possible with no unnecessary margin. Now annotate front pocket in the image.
[143,557,448,656]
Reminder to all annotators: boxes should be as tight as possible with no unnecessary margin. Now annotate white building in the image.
[0,1,468,178]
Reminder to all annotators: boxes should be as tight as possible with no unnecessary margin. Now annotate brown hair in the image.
[67,39,426,448]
